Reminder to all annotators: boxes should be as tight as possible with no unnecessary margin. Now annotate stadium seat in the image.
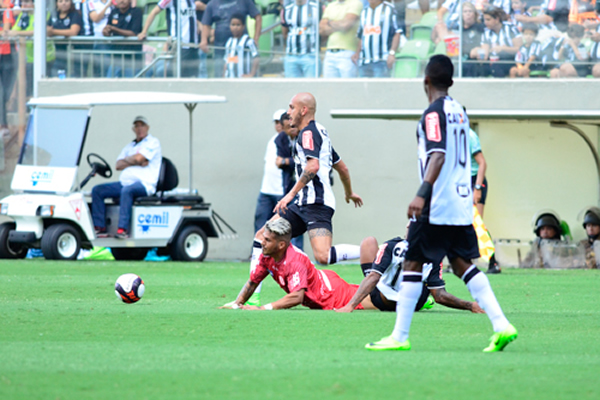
[410,24,433,40]
[419,11,439,27]
[399,39,433,59]
[393,57,420,78]
[432,40,447,55]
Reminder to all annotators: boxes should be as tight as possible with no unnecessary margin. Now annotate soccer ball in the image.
[115,273,145,304]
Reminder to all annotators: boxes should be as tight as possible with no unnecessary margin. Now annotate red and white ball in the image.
[115,273,145,304]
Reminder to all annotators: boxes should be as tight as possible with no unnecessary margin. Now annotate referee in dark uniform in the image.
[366,55,518,353]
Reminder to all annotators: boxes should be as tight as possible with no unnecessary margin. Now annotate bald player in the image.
[227,92,363,307]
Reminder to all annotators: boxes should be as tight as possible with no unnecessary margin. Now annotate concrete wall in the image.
[33,78,600,261]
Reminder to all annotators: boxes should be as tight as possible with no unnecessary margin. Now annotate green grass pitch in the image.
[0,260,598,400]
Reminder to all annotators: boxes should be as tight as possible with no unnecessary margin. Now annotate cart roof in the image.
[28,92,227,108]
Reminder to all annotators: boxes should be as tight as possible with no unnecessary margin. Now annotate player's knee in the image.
[314,251,330,265]
[255,226,265,241]
[360,237,378,263]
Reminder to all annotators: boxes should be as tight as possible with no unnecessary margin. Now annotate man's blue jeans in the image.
[91,182,147,231]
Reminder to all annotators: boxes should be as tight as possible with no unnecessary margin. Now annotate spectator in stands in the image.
[514,0,571,32]
[549,23,589,78]
[103,0,142,77]
[509,0,531,31]
[352,0,402,78]
[461,2,486,77]
[522,211,566,268]
[200,0,261,78]
[6,0,56,97]
[473,6,522,77]
[47,0,82,77]
[195,0,209,78]
[281,0,320,78]
[490,0,512,14]
[431,0,461,44]
[319,0,363,78]
[223,14,259,78]
[509,23,542,77]
[139,0,200,78]
[590,24,600,77]
[87,0,112,77]
[579,206,600,269]
[0,0,16,137]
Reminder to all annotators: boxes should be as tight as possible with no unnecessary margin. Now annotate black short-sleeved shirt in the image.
[106,6,143,51]
[48,11,83,52]
[462,23,484,58]
[274,132,295,194]
[201,0,259,49]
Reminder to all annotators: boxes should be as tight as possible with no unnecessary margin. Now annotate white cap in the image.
[272,109,286,122]
[133,115,149,125]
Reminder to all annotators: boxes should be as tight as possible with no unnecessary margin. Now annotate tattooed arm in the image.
[274,158,320,214]
[220,279,259,308]
[430,287,484,313]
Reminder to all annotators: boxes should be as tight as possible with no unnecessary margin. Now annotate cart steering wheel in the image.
[87,153,113,179]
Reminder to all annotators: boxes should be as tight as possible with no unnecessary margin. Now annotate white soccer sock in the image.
[462,265,509,332]
[250,239,262,294]
[391,272,423,343]
[328,244,361,264]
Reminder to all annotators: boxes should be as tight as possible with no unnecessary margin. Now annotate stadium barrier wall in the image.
[32,78,600,261]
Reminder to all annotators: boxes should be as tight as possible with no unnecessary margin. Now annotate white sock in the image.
[328,244,361,264]
[462,265,509,332]
[250,239,262,295]
[391,272,423,343]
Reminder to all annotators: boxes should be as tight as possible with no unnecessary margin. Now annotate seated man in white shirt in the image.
[91,116,162,239]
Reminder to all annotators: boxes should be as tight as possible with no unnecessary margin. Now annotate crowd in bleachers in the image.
[0,0,600,82]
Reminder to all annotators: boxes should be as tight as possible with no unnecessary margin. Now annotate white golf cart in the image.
[0,92,236,261]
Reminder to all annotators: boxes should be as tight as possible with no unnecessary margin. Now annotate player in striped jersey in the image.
[138,0,199,77]
[223,14,259,78]
[229,93,363,308]
[366,55,517,353]
[353,0,402,77]
[281,0,319,78]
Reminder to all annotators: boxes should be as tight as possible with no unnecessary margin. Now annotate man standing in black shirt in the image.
[103,0,142,77]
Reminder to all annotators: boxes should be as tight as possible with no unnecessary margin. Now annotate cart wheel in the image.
[171,225,208,262]
[0,222,27,259]
[111,247,148,261]
[41,224,81,260]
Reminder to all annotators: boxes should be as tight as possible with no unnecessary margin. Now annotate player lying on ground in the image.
[222,219,479,312]
[335,236,484,314]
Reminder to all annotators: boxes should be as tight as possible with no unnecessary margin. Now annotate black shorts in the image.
[277,203,334,238]
[370,283,431,312]
[405,220,480,264]
[471,175,488,205]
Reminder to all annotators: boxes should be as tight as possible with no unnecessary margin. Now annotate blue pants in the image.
[359,61,390,78]
[254,192,304,250]
[284,54,318,78]
[91,182,147,231]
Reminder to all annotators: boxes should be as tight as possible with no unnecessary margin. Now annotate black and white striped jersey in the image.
[416,96,472,226]
[356,2,401,65]
[515,40,541,63]
[159,0,198,47]
[281,1,319,55]
[293,121,336,210]
[224,34,259,77]
[482,22,521,48]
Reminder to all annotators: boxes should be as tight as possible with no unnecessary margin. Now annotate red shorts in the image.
[320,270,364,310]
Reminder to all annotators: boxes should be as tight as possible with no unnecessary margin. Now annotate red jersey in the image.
[250,245,362,310]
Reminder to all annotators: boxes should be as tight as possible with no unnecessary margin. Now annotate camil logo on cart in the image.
[31,171,54,186]
[138,212,169,232]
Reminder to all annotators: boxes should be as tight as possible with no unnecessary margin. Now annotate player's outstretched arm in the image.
[336,271,379,312]
[429,287,484,313]
[241,289,306,310]
[220,279,259,308]
[332,160,363,208]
